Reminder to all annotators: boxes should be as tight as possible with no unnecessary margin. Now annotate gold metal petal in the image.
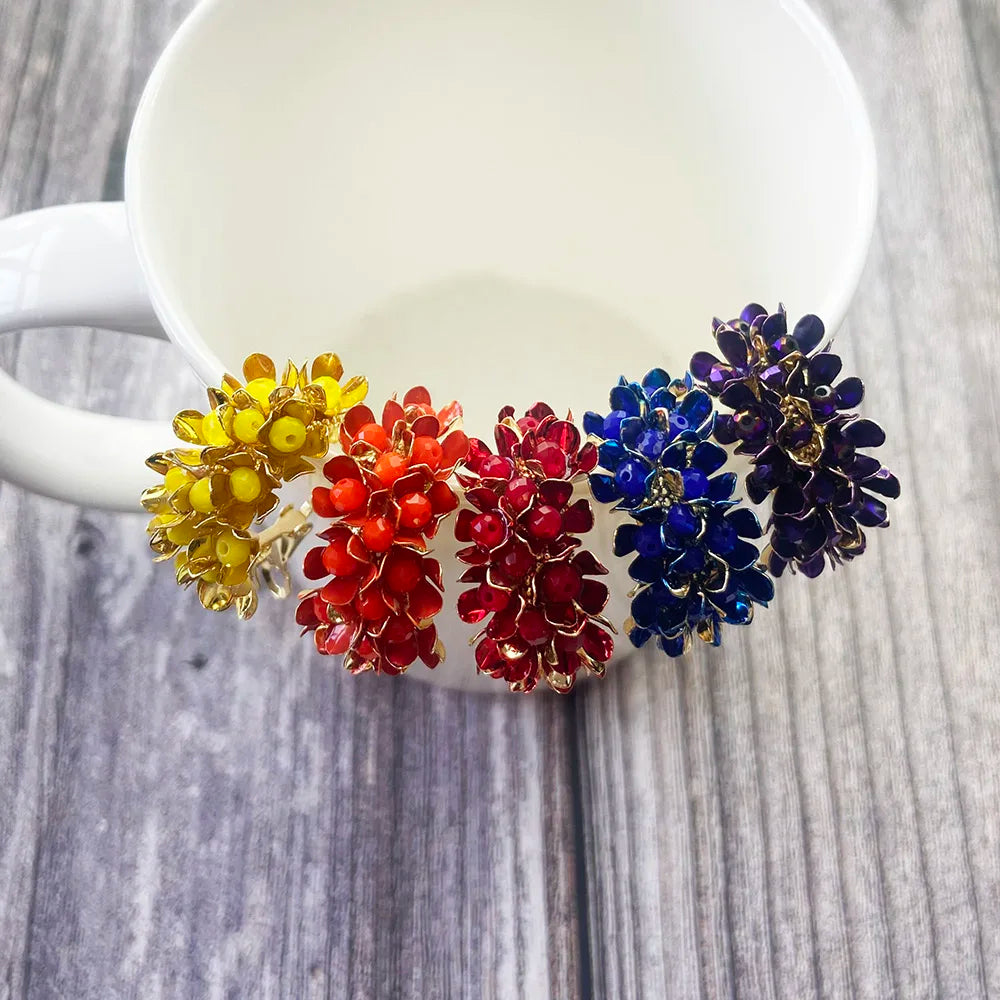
[148,535,175,556]
[344,650,375,674]
[649,407,671,432]
[140,485,169,510]
[206,386,228,411]
[280,458,315,481]
[279,360,301,389]
[580,651,606,679]
[341,375,369,407]
[172,410,205,444]
[269,385,295,408]
[243,353,276,382]
[546,670,575,694]
[172,448,205,468]
[302,425,328,457]
[696,619,716,644]
[229,388,259,411]
[301,384,327,410]
[280,398,314,424]
[235,589,258,620]
[198,580,235,613]
[311,352,344,382]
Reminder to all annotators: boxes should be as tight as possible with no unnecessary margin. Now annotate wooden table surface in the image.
[1,1,998,997]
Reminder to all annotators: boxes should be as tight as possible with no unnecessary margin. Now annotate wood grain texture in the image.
[575,1,1000,998]
[0,0,998,997]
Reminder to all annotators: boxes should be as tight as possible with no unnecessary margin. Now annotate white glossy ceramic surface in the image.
[0,0,876,691]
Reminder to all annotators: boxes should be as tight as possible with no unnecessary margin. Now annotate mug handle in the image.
[0,202,173,511]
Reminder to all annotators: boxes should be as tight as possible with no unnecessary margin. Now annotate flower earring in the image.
[141,302,898,690]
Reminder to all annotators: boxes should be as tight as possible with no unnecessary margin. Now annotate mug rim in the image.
[123,0,878,391]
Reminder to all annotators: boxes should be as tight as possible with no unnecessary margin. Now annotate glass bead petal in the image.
[659,633,687,658]
[707,365,736,391]
[689,351,720,382]
[705,519,737,555]
[793,314,825,354]
[562,497,595,534]
[635,522,668,558]
[737,568,775,604]
[799,552,827,578]
[583,411,605,437]
[740,302,768,326]
[614,522,639,556]
[726,538,760,571]
[628,556,661,584]
[589,473,619,504]
[849,453,881,478]
[716,327,749,369]
[855,491,888,527]
[808,351,843,386]
[761,309,788,345]
[681,467,709,499]
[599,440,627,469]
[609,384,643,417]
[719,382,758,411]
[864,469,901,499]
[714,415,738,445]
[773,483,808,517]
[615,458,652,501]
[678,388,712,427]
[642,368,671,391]
[726,507,763,538]
[835,376,865,409]
[618,416,646,449]
[845,418,886,448]
[628,625,653,649]
[707,472,737,502]
[692,440,728,475]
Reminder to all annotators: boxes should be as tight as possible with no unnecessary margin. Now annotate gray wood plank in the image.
[0,2,582,998]
[576,0,1000,997]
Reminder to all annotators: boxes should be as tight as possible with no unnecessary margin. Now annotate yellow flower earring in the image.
[142,353,368,618]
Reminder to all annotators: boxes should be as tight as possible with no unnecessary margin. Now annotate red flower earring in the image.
[296,388,469,674]
[454,403,615,693]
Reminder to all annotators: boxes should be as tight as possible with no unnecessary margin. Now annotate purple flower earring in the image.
[690,304,899,578]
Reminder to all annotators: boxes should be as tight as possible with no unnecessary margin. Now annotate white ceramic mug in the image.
[0,0,876,690]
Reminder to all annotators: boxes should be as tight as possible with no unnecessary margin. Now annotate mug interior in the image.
[127,0,875,441]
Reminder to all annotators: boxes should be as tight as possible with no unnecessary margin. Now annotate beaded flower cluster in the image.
[584,370,774,656]
[143,302,897,691]
[454,403,614,693]
[295,389,469,674]
[142,354,367,618]
[689,304,899,577]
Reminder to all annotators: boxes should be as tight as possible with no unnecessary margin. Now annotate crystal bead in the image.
[525,504,563,540]
[398,493,433,529]
[383,549,423,594]
[268,416,307,454]
[470,512,507,549]
[540,562,583,602]
[410,436,443,471]
[356,422,389,450]
[614,458,648,501]
[667,503,698,537]
[329,477,368,514]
